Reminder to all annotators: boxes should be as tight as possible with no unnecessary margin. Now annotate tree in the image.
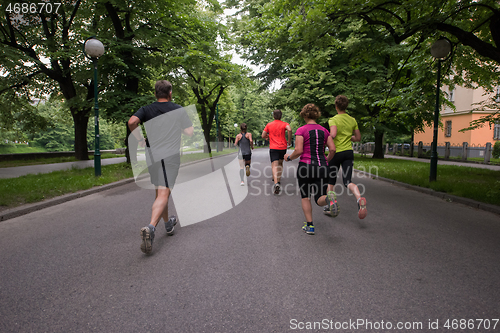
[164,7,250,153]
[0,0,204,160]
[324,0,500,129]
[231,2,440,157]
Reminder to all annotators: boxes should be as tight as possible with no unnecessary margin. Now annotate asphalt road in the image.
[1,149,499,332]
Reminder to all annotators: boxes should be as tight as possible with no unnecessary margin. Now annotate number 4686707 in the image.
[5,3,62,14]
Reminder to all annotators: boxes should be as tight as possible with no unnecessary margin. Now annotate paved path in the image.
[1,149,499,332]
[0,157,127,179]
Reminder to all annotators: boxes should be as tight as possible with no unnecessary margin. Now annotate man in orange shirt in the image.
[262,109,292,195]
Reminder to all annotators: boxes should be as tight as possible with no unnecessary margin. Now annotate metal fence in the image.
[354,141,496,163]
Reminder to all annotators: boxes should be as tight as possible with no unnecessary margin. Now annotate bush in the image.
[493,141,500,159]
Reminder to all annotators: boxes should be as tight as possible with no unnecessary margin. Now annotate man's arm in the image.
[128,115,145,146]
[261,130,269,139]
[183,126,194,137]
[286,124,292,146]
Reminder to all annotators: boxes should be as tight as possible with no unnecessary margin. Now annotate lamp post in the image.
[83,37,105,177]
[216,104,220,152]
[234,123,238,147]
[429,37,452,182]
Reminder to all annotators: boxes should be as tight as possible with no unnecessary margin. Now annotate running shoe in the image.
[273,182,281,195]
[240,181,245,186]
[302,222,315,235]
[245,164,250,177]
[358,197,367,219]
[140,225,155,254]
[165,216,178,236]
[325,191,339,217]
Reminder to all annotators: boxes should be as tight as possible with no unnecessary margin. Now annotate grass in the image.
[0,147,240,210]
[0,153,125,168]
[0,144,48,154]
[0,163,134,208]
[353,155,500,206]
[393,152,500,165]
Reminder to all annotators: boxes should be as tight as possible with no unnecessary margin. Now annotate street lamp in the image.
[429,37,452,182]
[234,123,238,147]
[216,104,220,152]
[83,37,105,177]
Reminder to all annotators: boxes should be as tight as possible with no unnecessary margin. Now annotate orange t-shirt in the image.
[264,120,289,150]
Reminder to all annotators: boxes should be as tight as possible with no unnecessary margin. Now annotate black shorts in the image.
[297,162,329,203]
[238,153,252,162]
[269,149,287,163]
[329,150,354,187]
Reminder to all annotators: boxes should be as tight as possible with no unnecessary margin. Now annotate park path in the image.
[0,149,499,332]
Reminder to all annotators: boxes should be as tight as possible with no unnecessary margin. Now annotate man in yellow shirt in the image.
[327,95,367,219]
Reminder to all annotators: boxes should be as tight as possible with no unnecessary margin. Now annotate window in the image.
[496,86,500,103]
[445,120,452,137]
[448,88,455,102]
[494,121,500,140]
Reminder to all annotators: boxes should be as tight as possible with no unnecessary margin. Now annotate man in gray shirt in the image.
[128,80,194,255]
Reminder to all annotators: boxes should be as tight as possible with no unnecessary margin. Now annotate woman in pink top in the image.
[284,104,338,235]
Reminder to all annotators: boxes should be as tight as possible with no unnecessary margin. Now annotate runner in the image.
[326,95,367,219]
[128,80,194,254]
[235,123,254,186]
[262,109,292,194]
[284,103,337,235]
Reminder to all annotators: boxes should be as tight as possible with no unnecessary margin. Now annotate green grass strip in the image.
[0,148,240,210]
[0,163,134,208]
[353,155,500,206]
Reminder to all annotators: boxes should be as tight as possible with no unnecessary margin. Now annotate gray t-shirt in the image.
[133,101,192,164]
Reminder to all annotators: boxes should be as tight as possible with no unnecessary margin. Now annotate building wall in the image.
[414,85,498,146]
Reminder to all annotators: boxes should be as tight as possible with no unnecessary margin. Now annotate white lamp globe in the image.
[85,38,105,58]
[430,38,452,59]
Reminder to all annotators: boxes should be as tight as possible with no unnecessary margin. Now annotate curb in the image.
[0,152,238,222]
[354,169,500,216]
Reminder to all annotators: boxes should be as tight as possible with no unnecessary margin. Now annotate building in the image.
[414,85,500,146]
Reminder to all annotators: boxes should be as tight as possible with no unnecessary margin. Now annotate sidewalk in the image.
[361,153,500,171]
[0,157,127,179]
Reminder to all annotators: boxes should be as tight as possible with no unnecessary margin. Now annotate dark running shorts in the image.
[269,149,287,163]
[297,162,329,203]
[238,153,252,162]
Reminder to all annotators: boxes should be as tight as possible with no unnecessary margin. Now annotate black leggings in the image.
[329,150,354,187]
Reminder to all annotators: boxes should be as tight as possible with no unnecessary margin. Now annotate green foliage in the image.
[230,0,500,146]
[493,141,500,159]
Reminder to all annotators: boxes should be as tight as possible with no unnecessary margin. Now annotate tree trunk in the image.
[203,123,212,154]
[73,108,90,160]
[372,129,385,159]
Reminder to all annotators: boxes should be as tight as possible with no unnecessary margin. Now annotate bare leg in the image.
[277,159,284,183]
[316,195,327,206]
[347,183,361,201]
[272,161,279,183]
[301,198,313,222]
[348,183,367,219]
[150,186,171,227]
